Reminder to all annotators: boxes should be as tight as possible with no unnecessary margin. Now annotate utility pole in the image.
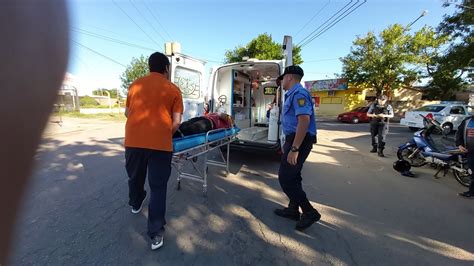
[117,87,121,113]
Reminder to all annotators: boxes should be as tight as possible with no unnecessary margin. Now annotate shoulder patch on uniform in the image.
[297,98,306,107]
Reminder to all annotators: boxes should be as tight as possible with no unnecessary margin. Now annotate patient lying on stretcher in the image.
[173,112,234,138]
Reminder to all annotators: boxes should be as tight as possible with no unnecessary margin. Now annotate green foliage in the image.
[421,1,473,99]
[342,24,415,93]
[120,55,149,95]
[424,66,466,100]
[62,111,126,121]
[341,24,449,94]
[224,33,303,65]
[79,96,99,107]
[92,88,120,99]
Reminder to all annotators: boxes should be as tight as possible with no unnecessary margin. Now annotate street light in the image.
[408,10,428,28]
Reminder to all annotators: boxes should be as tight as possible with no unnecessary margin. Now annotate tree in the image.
[424,64,465,100]
[120,55,149,95]
[92,88,119,98]
[404,1,473,100]
[438,0,473,76]
[420,1,474,99]
[341,24,448,95]
[409,26,457,99]
[224,33,303,64]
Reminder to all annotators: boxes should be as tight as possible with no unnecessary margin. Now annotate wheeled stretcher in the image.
[172,127,240,195]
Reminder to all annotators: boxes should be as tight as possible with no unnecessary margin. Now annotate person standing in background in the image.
[367,95,393,157]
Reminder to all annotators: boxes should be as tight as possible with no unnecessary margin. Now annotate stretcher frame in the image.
[172,128,238,195]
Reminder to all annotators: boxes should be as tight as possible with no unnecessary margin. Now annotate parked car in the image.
[399,102,473,133]
[337,106,370,124]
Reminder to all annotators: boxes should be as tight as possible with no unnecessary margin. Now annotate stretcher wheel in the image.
[177,181,181,190]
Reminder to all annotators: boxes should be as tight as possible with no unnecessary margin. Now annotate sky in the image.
[67,0,458,95]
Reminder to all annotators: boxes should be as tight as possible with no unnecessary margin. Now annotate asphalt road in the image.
[9,118,474,265]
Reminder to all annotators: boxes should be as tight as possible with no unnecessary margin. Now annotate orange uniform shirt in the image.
[125,72,183,152]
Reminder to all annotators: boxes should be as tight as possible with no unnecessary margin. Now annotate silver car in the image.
[400,102,473,133]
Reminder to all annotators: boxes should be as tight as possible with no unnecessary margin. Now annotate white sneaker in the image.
[151,235,164,250]
[131,192,147,214]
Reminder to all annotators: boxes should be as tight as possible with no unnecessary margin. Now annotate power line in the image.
[112,0,163,50]
[72,40,127,67]
[129,0,167,43]
[300,0,360,47]
[297,0,355,46]
[300,0,366,48]
[194,56,222,64]
[71,52,90,71]
[74,28,220,66]
[72,27,156,52]
[73,27,221,65]
[295,0,331,37]
[142,1,173,40]
[79,23,156,45]
[301,0,366,47]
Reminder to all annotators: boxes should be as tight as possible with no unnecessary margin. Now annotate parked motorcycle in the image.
[397,114,471,187]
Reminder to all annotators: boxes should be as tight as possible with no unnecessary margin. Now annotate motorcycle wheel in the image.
[397,145,426,167]
[453,161,471,187]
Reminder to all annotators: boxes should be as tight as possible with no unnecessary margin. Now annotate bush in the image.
[80,96,99,107]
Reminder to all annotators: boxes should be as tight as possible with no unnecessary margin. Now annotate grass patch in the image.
[60,111,126,121]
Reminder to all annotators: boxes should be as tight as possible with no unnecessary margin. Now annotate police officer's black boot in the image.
[378,148,385,157]
[378,142,385,157]
[370,144,377,153]
[377,141,385,157]
[274,202,300,221]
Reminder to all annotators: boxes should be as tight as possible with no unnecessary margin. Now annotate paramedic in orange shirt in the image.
[124,52,183,250]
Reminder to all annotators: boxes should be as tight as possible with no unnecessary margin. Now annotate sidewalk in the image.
[43,117,124,137]
[315,115,402,123]
[316,115,338,122]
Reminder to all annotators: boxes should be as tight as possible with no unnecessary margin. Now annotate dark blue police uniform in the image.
[455,117,474,197]
[279,82,317,215]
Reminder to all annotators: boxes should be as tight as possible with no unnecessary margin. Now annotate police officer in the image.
[367,95,393,157]
[455,116,474,199]
[274,65,321,231]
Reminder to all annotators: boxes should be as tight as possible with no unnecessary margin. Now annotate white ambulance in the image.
[168,36,295,154]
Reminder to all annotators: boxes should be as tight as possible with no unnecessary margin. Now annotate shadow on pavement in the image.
[10,126,474,265]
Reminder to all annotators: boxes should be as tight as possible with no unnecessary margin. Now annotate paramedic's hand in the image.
[458,145,468,153]
[287,151,299,166]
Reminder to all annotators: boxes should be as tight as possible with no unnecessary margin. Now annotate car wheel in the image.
[442,123,453,134]
[352,117,359,124]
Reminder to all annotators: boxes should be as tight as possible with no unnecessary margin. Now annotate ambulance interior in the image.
[212,62,281,144]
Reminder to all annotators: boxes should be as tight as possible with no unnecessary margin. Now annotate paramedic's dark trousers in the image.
[278,133,315,212]
[370,122,387,149]
[125,147,172,238]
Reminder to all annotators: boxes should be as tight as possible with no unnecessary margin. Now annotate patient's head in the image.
[217,113,234,126]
